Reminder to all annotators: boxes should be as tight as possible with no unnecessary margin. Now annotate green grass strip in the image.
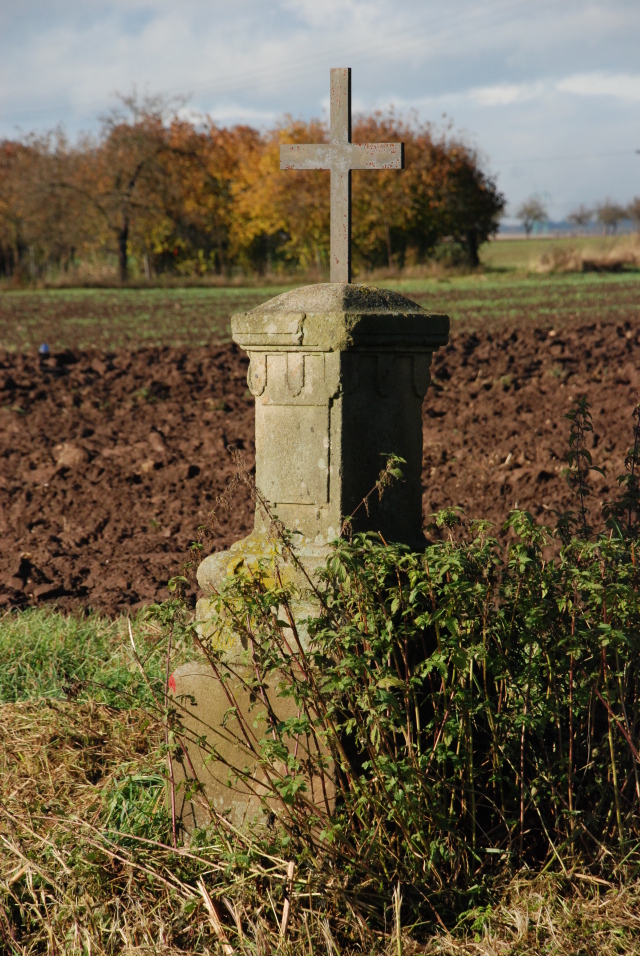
[0,608,174,707]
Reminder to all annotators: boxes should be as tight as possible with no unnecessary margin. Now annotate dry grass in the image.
[0,699,378,953]
[479,234,637,272]
[534,235,640,274]
[2,697,640,954]
[1,699,159,814]
[423,876,640,954]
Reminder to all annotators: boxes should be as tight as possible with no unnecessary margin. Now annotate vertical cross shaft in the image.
[280,68,404,283]
[329,68,352,283]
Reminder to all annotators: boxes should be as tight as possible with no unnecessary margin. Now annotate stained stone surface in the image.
[171,660,332,832]
[199,283,448,579]
[172,283,449,829]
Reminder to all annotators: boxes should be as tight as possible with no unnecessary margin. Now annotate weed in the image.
[603,400,640,538]
[557,395,604,540]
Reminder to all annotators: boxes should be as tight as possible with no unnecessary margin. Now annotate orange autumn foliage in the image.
[230,113,503,274]
[0,97,504,282]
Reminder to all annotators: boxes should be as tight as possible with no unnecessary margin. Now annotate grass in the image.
[385,271,640,330]
[1,270,639,351]
[1,233,639,352]
[0,607,181,706]
[479,233,638,271]
[0,285,297,352]
[3,602,640,952]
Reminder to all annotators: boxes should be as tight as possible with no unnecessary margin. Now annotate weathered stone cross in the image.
[177,72,448,833]
[280,67,404,283]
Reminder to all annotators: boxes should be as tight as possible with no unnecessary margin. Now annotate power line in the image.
[0,0,550,126]
[497,148,637,165]
[183,0,543,101]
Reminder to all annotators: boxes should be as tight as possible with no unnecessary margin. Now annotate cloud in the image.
[470,82,546,107]
[178,104,279,127]
[2,0,640,219]
[557,71,640,102]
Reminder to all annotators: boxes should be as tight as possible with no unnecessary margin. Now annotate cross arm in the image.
[349,142,404,170]
[280,143,332,170]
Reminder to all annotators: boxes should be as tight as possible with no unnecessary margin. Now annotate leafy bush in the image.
[5,396,640,952]
[186,520,639,922]
[169,397,640,930]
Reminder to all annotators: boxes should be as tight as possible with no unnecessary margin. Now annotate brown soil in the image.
[1,320,639,615]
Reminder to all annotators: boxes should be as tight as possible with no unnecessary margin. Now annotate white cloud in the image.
[470,81,546,107]
[557,71,640,102]
[187,104,279,126]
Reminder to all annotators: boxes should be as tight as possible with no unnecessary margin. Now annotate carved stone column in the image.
[172,283,449,830]
[198,283,448,589]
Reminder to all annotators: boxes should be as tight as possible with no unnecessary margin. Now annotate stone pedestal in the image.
[171,283,449,829]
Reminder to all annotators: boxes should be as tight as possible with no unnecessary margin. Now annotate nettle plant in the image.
[165,398,640,927]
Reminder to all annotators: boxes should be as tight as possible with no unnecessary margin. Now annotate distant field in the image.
[388,271,640,331]
[480,233,637,270]
[0,285,292,352]
[1,271,639,351]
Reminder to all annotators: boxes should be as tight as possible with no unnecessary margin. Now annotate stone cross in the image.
[280,67,404,283]
[180,283,449,831]
[173,70,447,834]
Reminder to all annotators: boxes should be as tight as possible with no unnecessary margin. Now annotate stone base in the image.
[172,282,449,832]
[196,530,328,644]
[170,531,333,832]
[170,660,333,832]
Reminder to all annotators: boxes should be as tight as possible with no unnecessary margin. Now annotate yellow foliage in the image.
[0,100,504,280]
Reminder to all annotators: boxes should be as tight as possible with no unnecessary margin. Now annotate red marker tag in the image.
[168,674,176,693]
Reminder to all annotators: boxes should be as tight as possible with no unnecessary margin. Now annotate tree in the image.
[596,200,626,236]
[157,121,260,276]
[351,115,504,269]
[516,197,547,237]
[66,94,184,281]
[567,204,592,234]
[230,118,330,275]
[230,114,504,274]
[427,138,505,267]
[0,104,507,279]
[0,140,33,277]
[626,197,640,235]
[0,132,89,280]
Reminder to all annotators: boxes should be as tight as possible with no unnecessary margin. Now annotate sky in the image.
[1,0,639,223]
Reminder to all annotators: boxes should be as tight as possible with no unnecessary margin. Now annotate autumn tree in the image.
[596,199,626,236]
[230,119,330,274]
[567,204,592,233]
[0,132,89,279]
[516,197,547,237]
[66,94,185,281]
[1,102,506,280]
[353,115,505,268]
[154,121,260,276]
[0,140,33,277]
[231,114,504,274]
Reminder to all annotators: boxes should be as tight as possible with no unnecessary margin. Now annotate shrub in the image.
[167,397,640,931]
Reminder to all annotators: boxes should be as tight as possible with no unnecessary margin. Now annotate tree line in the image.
[0,95,505,283]
[517,196,640,237]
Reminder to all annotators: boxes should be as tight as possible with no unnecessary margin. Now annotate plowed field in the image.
[1,277,639,614]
